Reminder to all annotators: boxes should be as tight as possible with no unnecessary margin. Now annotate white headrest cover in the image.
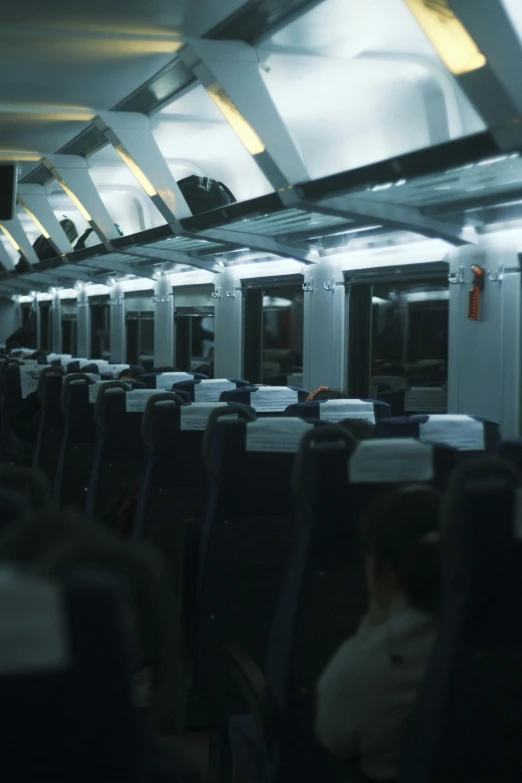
[349,438,434,483]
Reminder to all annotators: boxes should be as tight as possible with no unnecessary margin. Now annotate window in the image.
[347,264,449,411]
[39,303,51,352]
[90,300,110,360]
[62,316,78,356]
[61,301,78,356]
[175,308,215,376]
[126,312,154,369]
[243,277,304,385]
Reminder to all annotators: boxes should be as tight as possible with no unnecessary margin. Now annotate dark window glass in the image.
[62,317,78,356]
[243,282,303,385]
[90,303,110,360]
[40,304,50,351]
[370,281,448,394]
[126,313,154,367]
[175,314,214,375]
[348,274,448,412]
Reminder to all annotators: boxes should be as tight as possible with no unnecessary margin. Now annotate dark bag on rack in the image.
[177,176,236,215]
[32,218,78,261]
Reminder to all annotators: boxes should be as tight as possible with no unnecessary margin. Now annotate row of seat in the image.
[2,353,522,781]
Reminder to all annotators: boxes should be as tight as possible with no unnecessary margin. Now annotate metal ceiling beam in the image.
[120,246,221,273]
[449,0,522,126]
[17,184,75,256]
[185,227,320,264]
[180,40,309,190]
[94,112,192,226]
[80,259,156,280]
[297,198,477,246]
[0,219,40,265]
[42,155,120,243]
[0,240,15,272]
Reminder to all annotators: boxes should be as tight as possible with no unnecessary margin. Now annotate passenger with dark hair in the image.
[306,386,347,401]
[316,486,441,781]
[118,367,142,383]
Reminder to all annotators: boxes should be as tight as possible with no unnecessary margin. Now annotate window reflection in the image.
[371,282,448,409]
[261,286,304,385]
[175,313,215,376]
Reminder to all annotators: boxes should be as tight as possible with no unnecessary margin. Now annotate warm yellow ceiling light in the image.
[114,144,157,198]
[405,0,486,75]
[206,82,265,156]
[0,224,21,252]
[19,201,50,239]
[0,151,41,162]
[57,180,93,222]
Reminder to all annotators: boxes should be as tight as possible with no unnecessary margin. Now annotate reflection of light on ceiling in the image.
[0,150,41,161]
[477,155,513,167]
[206,83,265,156]
[318,225,382,243]
[372,296,388,306]
[263,296,293,308]
[405,0,486,75]
[0,105,95,123]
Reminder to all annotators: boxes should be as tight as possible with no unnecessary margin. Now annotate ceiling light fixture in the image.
[19,201,50,239]
[114,144,157,198]
[0,224,21,252]
[405,0,486,75]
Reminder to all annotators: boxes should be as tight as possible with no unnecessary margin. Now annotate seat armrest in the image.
[223,644,281,744]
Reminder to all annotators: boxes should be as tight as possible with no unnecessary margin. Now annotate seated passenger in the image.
[306,386,348,401]
[316,486,440,782]
[118,368,142,383]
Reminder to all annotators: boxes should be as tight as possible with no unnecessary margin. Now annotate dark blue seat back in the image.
[86,382,145,521]
[190,416,314,729]
[55,374,98,510]
[0,566,144,781]
[173,378,249,402]
[284,398,390,422]
[499,438,522,471]
[33,373,64,492]
[0,362,23,458]
[400,458,522,783]
[220,386,310,416]
[136,398,255,731]
[374,414,500,455]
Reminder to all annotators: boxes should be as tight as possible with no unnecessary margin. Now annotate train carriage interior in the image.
[2,0,522,781]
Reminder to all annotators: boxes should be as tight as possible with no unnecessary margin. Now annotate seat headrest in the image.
[245,417,314,452]
[249,386,300,412]
[180,402,237,431]
[156,371,194,390]
[349,439,434,484]
[317,399,376,424]
[419,414,485,451]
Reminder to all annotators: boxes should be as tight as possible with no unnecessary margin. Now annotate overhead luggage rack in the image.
[7,125,522,297]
